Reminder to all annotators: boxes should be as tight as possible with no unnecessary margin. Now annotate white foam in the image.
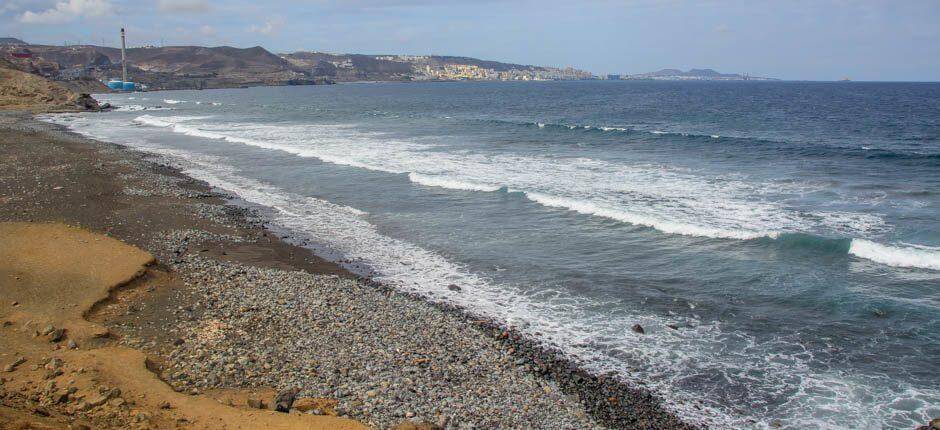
[115,105,172,112]
[163,99,184,104]
[409,172,501,192]
[127,115,888,245]
[523,191,774,240]
[849,239,940,270]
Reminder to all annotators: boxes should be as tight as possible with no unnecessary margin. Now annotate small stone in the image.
[365,390,377,398]
[4,357,26,372]
[158,401,172,409]
[49,328,66,342]
[41,324,55,335]
[68,339,78,349]
[632,324,645,334]
[87,395,109,408]
[666,324,680,330]
[53,391,70,403]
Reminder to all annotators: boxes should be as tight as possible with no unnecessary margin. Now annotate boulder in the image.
[74,93,100,111]
[274,387,300,412]
[631,324,645,334]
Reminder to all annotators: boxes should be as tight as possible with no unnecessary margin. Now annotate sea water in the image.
[47,81,939,429]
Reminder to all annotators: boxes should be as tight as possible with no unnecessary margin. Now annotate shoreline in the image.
[1,111,698,429]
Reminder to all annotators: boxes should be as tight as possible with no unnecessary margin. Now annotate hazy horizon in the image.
[2,0,938,81]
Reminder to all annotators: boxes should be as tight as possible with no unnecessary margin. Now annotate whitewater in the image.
[131,113,939,270]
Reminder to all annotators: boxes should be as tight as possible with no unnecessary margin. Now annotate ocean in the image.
[47,80,939,429]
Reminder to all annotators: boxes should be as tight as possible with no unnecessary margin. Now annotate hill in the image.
[0,37,26,45]
[0,59,99,112]
[624,68,776,81]
[2,42,327,90]
[2,37,594,88]
[282,52,591,82]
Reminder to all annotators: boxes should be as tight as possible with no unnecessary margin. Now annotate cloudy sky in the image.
[1,0,938,81]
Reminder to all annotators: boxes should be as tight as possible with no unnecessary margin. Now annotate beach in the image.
[0,110,693,428]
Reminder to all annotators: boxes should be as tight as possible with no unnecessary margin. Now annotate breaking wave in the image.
[126,114,940,271]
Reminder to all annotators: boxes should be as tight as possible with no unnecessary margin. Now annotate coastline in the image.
[0,111,697,429]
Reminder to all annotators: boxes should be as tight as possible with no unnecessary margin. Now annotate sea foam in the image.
[849,239,940,270]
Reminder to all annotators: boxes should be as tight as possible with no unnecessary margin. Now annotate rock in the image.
[74,93,101,111]
[45,358,63,370]
[49,328,66,342]
[41,324,55,335]
[4,357,26,372]
[158,401,173,409]
[68,339,78,349]
[173,338,185,346]
[274,387,300,412]
[292,397,338,415]
[247,397,266,409]
[53,391,70,404]
[87,395,109,408]
[666,324,680,330]
[447,284,462,292]
[631,324,645,334]
[393,421,442,430]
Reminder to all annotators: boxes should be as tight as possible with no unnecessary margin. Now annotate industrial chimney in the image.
[120,27,127,83]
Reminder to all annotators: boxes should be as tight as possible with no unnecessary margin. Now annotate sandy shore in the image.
[0,111,695,429]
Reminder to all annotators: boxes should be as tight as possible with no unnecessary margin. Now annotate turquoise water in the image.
[50,81,939,429]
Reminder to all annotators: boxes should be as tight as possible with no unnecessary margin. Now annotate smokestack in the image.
[120,27,127,83]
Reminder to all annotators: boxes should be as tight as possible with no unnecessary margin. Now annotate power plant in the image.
[106,27,137,91]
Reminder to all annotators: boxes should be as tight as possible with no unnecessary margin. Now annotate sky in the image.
[1,0,939,81]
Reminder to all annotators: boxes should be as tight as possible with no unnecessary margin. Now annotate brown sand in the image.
[0,222,364,429]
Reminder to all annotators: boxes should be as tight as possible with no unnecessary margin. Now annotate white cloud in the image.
[250,22,274,35]
[199,24,216,36]
[157,0,209,13]
[18,0,112,24]
[250,17,285,36]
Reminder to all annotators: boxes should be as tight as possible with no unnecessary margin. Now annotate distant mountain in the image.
[3,37,593,89]
[0,37,26,45]
[282,52,592,82]
[625,68,776,81]
[1,41,325,90]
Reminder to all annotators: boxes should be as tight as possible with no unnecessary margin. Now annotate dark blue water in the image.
[50,81,940,429]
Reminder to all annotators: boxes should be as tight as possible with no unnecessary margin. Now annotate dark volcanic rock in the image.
[74,93,100,111]
[274,387,299,413]
[632,324,645,334]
